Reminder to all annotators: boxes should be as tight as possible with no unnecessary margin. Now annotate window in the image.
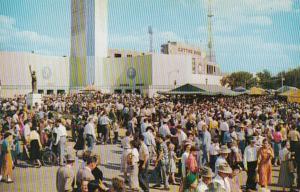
[38,90,44,94]
[114,89,122,94]
[207,65,214,74]
[127,54,132,57]
[57,90,65,95]
[114,53,122,58]
[47,90,54,95]
[192,58,196,74]
[135,89,141,94]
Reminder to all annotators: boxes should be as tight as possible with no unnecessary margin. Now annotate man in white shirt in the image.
[220,119,229,144]
[143,126,156,163]
[99,112,112,144]
[197,166,214,192]
[138,135,150,192]
[215,145,230,174]
[202,125,211,165]
[140,117,149,134]
[243,138,258,191]
[23,120,31,143]
[177,126,187,147]
[55,119,68,166]
[84,118,96,151]
[212,163,232,192]
[181,142,191,179]
[159,120,171,137]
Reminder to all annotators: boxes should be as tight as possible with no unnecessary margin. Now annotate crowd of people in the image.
[0,92,300,192]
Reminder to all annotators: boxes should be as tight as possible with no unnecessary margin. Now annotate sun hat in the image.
[218,163,233,174]
[200,166,214,178]
[219,145,231,154]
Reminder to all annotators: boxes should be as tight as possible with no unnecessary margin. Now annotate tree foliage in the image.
[220,71,255,89]
[222,67,300,90]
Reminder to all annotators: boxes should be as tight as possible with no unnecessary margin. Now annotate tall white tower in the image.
[70,0,108,89]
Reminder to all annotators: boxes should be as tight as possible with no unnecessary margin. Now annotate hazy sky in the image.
[0,0,299,74]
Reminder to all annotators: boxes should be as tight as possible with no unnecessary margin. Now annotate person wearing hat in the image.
[243,137,258,191]
[177,125,187,147]
[236,123,246,155]
[84,117,97,151]
[153,134,170,190]
[215,145,231,174]
[0,132,14,183]
[159,119,171,138]
[212,163,232,192]
[181,140,192,180]
[56,153,75,192]
[54,118,68,166]
[197,166,214,192]
[143,126,156,164]
[140,117,149,134]
[202,124,211,166]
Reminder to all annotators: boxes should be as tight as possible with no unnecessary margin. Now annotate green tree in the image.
[220,71,254,89]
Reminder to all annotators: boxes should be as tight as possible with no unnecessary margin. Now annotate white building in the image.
[0,52,69,98]
[0,51,223,97]
[0,0,224,98]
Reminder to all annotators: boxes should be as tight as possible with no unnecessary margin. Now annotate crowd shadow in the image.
[101,162,121,170]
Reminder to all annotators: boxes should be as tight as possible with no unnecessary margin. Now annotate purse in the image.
[288,160,295,173]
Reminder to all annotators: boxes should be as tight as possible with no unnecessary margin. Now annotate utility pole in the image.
[281,76,285,93]
[207,0,215,63]
[148,26,153,53]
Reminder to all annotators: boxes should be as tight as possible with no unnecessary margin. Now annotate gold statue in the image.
[29,65,37,93]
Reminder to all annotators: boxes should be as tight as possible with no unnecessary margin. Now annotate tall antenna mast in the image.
[207,0,215,63]
[148,26,153,53]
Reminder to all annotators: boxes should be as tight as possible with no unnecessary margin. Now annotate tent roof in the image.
[249,87,266,95]
[287,90,300,103]
[277,86,298,93]
[159,83,241,96]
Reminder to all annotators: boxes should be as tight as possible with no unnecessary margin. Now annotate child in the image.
[112,121,119,144]
[169,143,180,184]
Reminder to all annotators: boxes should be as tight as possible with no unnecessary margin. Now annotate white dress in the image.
[129,148,140,190]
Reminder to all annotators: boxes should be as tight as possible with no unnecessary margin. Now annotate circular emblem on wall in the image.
[42,66,52,80]
[127,67,136,79]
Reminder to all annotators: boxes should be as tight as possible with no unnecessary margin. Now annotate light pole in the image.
[281,76,285,93]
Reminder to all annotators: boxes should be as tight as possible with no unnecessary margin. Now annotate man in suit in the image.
[56,153,75,192]
[76,155,98,187]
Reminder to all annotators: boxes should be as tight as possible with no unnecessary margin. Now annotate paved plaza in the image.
[0,136,292,192]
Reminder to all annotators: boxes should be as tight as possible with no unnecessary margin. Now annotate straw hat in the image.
[200,166,214,178]
[219,145,231,154]
[65,153,75,162]
[218,163,233,174]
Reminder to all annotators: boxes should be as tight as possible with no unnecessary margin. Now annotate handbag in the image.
[288,160,295,173]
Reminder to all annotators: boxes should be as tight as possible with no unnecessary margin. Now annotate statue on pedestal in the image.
[29,65,37,93]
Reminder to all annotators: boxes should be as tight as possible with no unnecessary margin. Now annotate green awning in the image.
[158,83,242,96]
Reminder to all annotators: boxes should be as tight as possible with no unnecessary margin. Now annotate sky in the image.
[0,0,299,74]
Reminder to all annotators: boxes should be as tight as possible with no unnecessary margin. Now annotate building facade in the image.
[0,52,69,97]
[161,41,221,75]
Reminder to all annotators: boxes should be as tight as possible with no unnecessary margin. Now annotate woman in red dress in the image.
[257,138,274,189]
